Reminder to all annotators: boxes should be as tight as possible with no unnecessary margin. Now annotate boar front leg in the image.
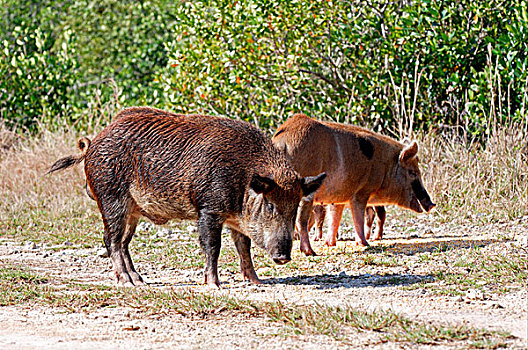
[364,207,376,240]
[230,230,260,284]
[198,211,223,288]
[349,198,370,246]
[297,198,317,256]
[324,204,345,247]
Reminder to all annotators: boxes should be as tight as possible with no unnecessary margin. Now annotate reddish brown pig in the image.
[310,204,386,244]
[48,107,325,287]
[273,113,434,256]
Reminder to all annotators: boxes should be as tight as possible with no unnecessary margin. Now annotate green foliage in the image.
[0,0,525,135]
[160,0,527,134]
[0,21,79,131]
[0,0,176,131]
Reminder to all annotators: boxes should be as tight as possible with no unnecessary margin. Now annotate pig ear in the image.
[250,174,276,194]
[301,172,326,200]
[399,141,418,165]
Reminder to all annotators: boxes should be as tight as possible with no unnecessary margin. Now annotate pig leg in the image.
[121,215,145,286]
[372,206,386,240]
[231,230,260,284]
[101,199,136,287]
[198,212,223,288]
[313,205,326,241]
[364,206,376,240]
[324,204,345,247]
[297,199,317,256]
[349,198,370,246]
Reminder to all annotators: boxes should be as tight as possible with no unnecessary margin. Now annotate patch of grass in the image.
[408,245,528,296]
[361,254,399,267]
[264,300,510,347]
[0,266,50,305]
[0,264,513,348]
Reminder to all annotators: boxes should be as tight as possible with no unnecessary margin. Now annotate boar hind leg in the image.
[101,199,138,287]
[324,204,344,247]
[198,212,223,288]
[372,206,386,240]
[297,199,317,256]
[121,215,145,285]
[349,199,369,246]
[231,230,260,284]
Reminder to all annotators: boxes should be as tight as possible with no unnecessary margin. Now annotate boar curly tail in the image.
[46,137,91,175]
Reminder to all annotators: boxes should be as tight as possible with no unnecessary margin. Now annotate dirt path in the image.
[0,219,527,349]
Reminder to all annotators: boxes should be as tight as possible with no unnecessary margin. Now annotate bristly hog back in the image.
[47,107,325,288]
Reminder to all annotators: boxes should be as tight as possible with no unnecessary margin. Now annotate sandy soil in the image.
[0,218,527,349]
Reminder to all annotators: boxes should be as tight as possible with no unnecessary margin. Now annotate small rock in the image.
[63,241,73,247]
[97,248,109,258]
[25,241,38,250]
[466,289,484,300]
[488,302,504,309]
[453,295,464,302]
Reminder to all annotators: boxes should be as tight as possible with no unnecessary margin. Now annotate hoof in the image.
[324,239,337,247]
[206,282,221,290]
[301,247,317,256]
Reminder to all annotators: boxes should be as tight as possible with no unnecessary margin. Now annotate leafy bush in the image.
[0,0,525,135]
[0,25,79,131]
[160,0,527,135]
[0,0,177,131]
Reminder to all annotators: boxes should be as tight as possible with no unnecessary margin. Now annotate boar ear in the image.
[301,172,326,200]
[399,141,418,165]
[250,174,276,194]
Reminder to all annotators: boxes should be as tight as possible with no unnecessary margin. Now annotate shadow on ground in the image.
[264,272,433,290]
[364,237,498,256]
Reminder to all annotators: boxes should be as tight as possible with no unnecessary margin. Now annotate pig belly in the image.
[130,185,198,223]
[312,181,354,205]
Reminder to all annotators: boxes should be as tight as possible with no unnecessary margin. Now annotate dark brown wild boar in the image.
[47,107,325,287]
[272,113,434,256]
[310,204,386,243]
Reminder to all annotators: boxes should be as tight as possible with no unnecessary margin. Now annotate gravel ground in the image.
[0,215,527,349]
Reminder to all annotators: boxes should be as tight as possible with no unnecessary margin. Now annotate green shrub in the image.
[0,0,525,135]
[0,25,79,131]
[160,0,527,134]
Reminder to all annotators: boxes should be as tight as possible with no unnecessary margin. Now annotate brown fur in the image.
[273,113,434,255]
[48,107,325,287]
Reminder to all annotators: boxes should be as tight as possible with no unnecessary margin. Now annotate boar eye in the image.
[265,202,275,213]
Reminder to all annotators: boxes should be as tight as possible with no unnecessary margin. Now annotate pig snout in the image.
[411,180,435,213]
[421,200,436,212]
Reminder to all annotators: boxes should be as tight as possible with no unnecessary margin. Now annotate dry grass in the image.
[1,116,526,242]
[419,121,528,224]
[0,126,101,245]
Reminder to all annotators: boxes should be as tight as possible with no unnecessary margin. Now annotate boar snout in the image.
[272,255,291,265]
[267,234,292,265]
